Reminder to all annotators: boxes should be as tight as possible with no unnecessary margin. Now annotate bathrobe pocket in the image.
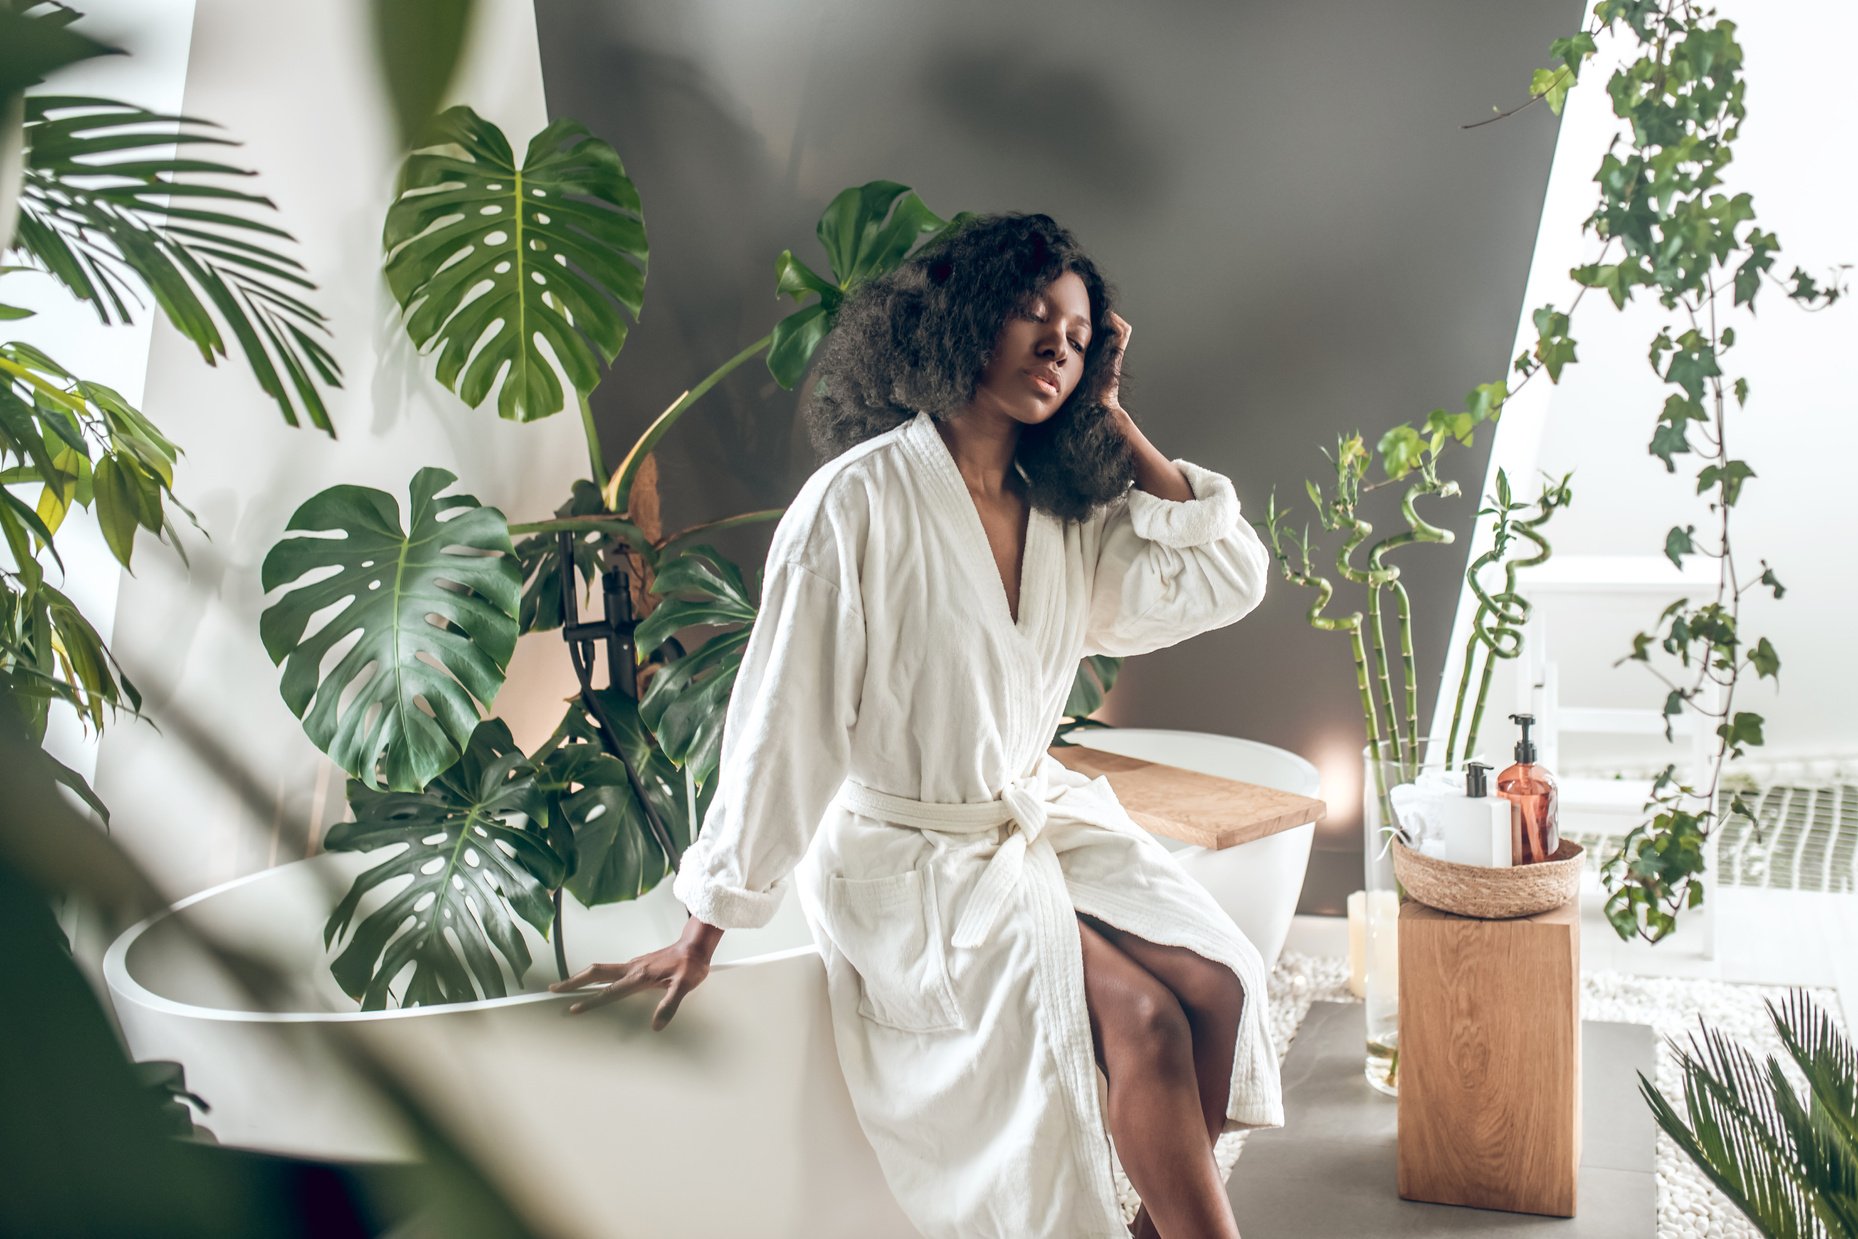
[825,866,965,1034]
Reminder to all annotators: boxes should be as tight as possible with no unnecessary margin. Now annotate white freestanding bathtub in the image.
[104,729,1319,1239]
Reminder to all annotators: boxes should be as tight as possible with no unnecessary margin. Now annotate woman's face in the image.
[974,269,1094,425]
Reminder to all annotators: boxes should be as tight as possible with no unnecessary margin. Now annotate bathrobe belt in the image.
[833,752,1132,951]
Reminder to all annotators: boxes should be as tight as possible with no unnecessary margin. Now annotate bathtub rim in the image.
[108,729,1318,1027]
[101,856,820,1028]
[1062,727,1323,798]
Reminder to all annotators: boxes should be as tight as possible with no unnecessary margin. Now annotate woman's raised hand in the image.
[1102,309,1131,413]
[550,918,722,1029]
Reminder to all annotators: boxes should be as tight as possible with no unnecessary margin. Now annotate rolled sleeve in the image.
[1082,458,1270,658]
[671,555,866,929]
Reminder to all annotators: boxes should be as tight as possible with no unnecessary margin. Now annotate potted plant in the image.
[1258,417,1574,1094]
[254,100,1131,1009]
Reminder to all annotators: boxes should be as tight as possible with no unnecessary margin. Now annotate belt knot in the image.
[831,757,1129,952]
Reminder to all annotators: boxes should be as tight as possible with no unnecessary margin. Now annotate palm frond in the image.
[10,95,342,432]
[1642,994,1858,1239]
[1769,993,1858,1234]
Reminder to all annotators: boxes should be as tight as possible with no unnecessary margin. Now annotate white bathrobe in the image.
[671,407,1285,1238]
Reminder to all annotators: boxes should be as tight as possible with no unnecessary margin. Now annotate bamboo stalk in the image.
[1445,628,1479,771]
[1393,580,1419,769]
[1365,577,1403,775]
[1456,473,1571,761]
[1363,474,1457,781]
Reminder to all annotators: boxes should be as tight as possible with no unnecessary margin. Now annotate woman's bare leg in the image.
[1080,911,1248,1145]
[1075,913,1241,1239]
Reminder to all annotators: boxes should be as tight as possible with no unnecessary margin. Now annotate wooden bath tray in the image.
[1047,743,1327,851]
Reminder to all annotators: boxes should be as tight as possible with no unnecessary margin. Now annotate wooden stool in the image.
[1395,896,1581,1217]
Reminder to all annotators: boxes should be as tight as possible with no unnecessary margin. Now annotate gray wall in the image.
[536,0,1582,913]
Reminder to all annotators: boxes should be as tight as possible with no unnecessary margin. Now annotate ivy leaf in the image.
[1375,424,1425,480]
[1758,566,1785,599]
[1648,420,1691,472]
[1575,260,1638,310]
[1465,381,1507,426]
[1662,331,1721,404]
[1530,66,1573,115]
[1530,305,1578,382]
[1749,636,1779,681]
[1716,711,1765,757]
[1732,376,1749,407]
[1696,459,1754,506]
[1661,689,1686,742]
[1733,231,1776,307]
[1422,407,1475,445]
[1663,524,1696,568]
[1787,267,1825,304]
[1550,32,1598,76]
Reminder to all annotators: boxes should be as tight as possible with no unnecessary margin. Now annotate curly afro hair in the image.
[801,211,1136,525]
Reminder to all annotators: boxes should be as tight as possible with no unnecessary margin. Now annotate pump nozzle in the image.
[1508,712,1537,764]
[1464,761,1491,798]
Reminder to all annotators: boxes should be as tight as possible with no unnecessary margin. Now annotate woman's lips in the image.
[1026,370,1059,397]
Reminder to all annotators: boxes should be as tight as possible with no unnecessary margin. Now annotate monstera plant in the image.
[257,104,1028,1008]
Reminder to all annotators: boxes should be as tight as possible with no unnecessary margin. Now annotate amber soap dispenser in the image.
[1498,712,1560,865]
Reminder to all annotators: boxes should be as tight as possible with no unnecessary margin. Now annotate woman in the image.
[552,213,1284,1239]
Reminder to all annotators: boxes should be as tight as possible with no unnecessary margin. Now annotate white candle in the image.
[1367,888,1400,998]
[1347,890,1366,998]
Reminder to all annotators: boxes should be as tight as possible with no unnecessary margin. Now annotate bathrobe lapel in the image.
[899,408,1051,648]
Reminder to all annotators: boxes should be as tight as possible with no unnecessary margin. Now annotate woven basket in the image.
[1391,836,1584,919]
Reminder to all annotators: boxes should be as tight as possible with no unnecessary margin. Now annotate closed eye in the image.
[1029,311,1086,353]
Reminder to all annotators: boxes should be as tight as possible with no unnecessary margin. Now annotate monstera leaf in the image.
[1053,656,1124,745]
[635,544,759,788]
[1063,655,1123,720]
[382,105,647,422]
[511,478,651,634]
[324,718,565,1009]
[767,181,972,390]
[259,467,520,792]
[537,689,694,908]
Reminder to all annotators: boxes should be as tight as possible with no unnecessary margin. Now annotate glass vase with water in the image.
[1359,734,1469,1096]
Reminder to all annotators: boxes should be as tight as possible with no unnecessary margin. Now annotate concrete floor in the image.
[1228,1001,1657,1236]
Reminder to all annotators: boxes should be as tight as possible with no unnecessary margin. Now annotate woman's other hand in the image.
[549,916,723,1029]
